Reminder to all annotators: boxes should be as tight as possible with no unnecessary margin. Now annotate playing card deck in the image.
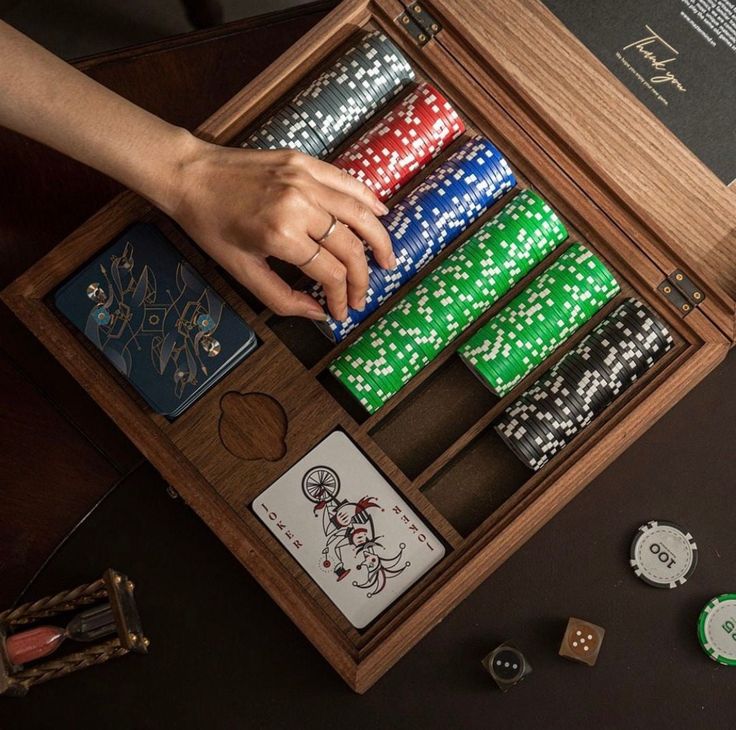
[253,431,445,629]
[54,223,257,417]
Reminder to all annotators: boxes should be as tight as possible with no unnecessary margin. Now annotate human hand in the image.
[159,135,395,321]
[0,23,396,322]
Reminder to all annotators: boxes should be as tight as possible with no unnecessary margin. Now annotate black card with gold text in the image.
[543,0,736,187]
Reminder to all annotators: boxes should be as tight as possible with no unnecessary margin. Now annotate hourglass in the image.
[0,569,147,697]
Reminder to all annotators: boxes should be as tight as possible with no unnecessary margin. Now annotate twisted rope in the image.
[0,579,107,626]
[13,640,126,690]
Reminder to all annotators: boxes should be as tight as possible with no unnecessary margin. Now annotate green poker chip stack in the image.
[459,243,620,396]
[330,189,568,413]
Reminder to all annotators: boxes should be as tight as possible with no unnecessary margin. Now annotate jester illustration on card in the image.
[253,431,446,628]
[301,465,410,597]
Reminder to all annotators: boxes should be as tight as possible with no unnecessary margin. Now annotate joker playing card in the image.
[252,431,445,629]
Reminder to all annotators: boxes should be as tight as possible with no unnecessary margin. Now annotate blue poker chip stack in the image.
[310,136,517,342]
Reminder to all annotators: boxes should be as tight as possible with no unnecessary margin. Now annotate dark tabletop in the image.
[1,3,735,728]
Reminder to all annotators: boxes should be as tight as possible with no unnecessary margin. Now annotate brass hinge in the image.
[657,270,705,316]
[396,3,442,46]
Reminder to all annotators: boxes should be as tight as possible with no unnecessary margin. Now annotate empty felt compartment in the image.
[268,315,333,368]
[318,370,371,424]
[421,426,531,536]
[222,258,305,316]
[370,354,497,478]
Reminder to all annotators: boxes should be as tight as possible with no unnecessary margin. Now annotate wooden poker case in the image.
[4,0,736,693]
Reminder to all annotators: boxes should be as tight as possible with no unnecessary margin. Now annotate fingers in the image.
[278,203,370,319]
[304,157,389,217]
[315,183,396,270]
[297,239,350,321]
[236,254,327,321]
[312,215,369,312]
[276,232,350,321]
[270,152,394,271]
[254,175,365,319]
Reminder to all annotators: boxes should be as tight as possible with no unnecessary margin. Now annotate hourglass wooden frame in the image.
[0,569,147,697]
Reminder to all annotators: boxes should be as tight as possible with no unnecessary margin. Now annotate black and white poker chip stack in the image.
[243,31,415,158]
[495,298,675,471]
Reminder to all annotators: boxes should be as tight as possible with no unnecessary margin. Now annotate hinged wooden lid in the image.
[409,0,736,335]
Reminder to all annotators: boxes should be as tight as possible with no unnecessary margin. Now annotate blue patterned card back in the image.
[54,223,257,417]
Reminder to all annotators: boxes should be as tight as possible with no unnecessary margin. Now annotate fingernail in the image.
[357,297,366,311]
[389,254,398,269]
[376,202,390,216]
[308,308,329,322]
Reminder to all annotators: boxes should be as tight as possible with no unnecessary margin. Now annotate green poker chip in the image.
[460,243,619,396]
[698,594,736,666]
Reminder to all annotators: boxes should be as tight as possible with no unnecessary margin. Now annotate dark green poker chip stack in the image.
[459,243,620,396]
[329,190,568,413]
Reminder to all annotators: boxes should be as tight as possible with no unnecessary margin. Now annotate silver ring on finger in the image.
[316,214,338,243]
[298,244,322,268]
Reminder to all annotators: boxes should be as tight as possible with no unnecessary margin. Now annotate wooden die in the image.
[559,617,605,666]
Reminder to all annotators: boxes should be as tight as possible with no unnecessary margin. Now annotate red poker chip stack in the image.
[332,83,465,201]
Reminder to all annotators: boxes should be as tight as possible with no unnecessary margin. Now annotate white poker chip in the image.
[630,520,698,588]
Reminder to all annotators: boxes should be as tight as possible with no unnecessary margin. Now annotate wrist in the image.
[135,126,206,217]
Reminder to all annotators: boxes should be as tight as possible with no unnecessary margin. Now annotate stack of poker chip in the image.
[243,31,414,157]
[495,298,674,471]
[312,136,517,342]
[332,83,465,201]
[329,190,567,413]
[460,243,620,396]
